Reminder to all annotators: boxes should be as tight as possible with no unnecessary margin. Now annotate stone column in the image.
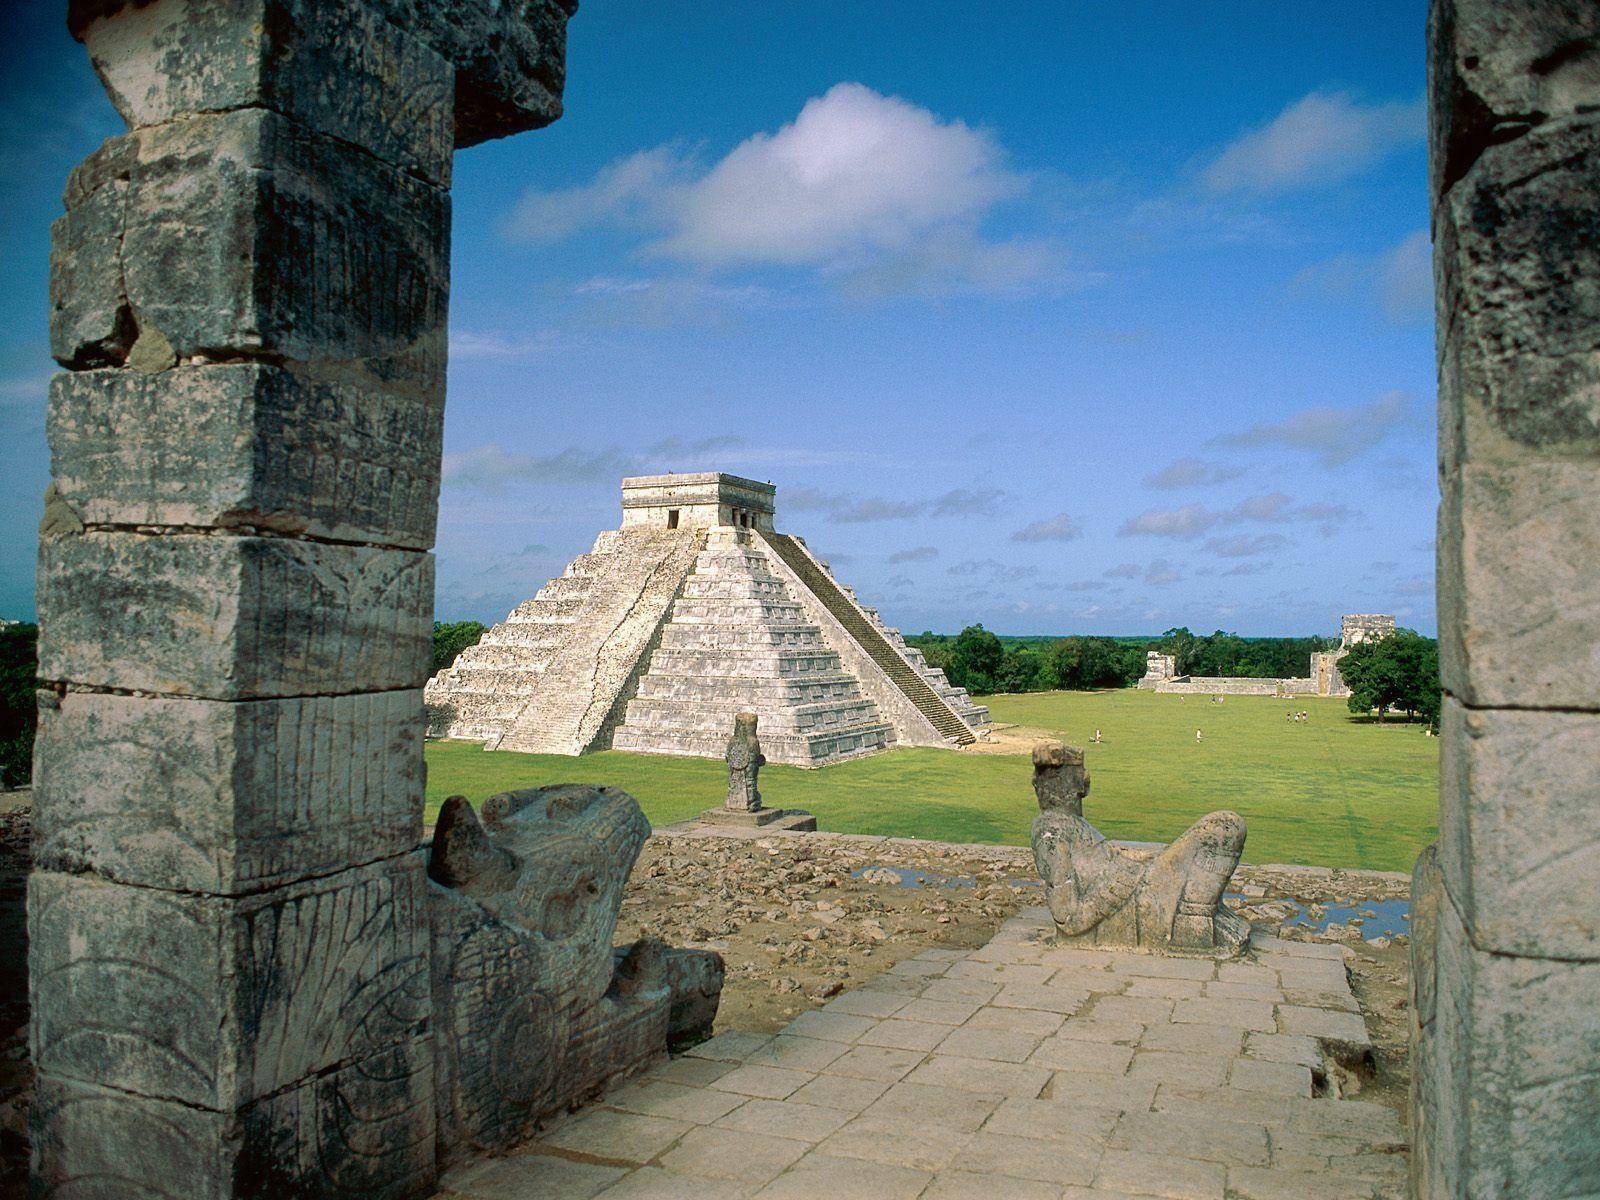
[1414,3,1600,1196]
[30,2,572,1196]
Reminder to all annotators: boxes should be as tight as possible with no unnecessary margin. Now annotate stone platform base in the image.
[695,807,818,833]
[436,906,1403,1199]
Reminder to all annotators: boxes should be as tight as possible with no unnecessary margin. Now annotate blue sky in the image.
[0,1,1437,636]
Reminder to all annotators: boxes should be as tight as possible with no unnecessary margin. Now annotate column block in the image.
[1437,461,1600,709]
[29,858,430,1109]
[1434,115,1600,479]
[50,107,448,381]
[32,1047,435,1200]
[33,689,424,894]
[1427,887,1600,1198]
[1437,698,1600,959]
[37,532,432,698]
[74,0,453,184]
[48,363,444,549]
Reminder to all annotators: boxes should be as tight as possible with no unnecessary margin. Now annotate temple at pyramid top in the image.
[425,474,989,766]
[621,472,776,532]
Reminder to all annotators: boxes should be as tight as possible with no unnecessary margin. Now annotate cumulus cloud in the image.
[1217,391,1408,468]
[948,559,1038,583]
[888,546,939,564]
[1222,562,1272,577]
[1204,533,1290,558]
[1142,457,1246,489]
[784,488,922,523]
[1010,512,1083,543]
[0,370,53,409]
[501,84,1074,297]
[932,487,1005,518]
[1201,91,1424,194]
[1104,563,1144,579]
[442,436,745,493]
[1144,560,1182,587]
[501,145,687,243]
[1119,493,1352,539]
[1395,576,1434,596]
[1061,580,1109,592]
[1118,503,1219,539]
[1290,231,1432,324]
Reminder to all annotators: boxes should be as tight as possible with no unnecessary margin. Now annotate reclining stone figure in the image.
[1029,740,1249,955]
[428,783,724,1159]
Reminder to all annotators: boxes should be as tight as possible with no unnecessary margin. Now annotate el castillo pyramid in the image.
[425,473,989,766]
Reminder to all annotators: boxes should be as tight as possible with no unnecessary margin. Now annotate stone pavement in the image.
[434,908,1406,1199]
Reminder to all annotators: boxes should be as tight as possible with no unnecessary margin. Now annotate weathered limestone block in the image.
[383,0,579,147]
[48,364,444,547]
[32,688,424,894]
[1029,741,1249,955]
[30,859,430,1109]
[33,1049,436,1200]
[1436,461,1600,708]
[73,0,454,183]
[1429,0,1600,196]
[50,109,448,381]
[1435,116,1600,474]
[428,785,725,1157]
[1424,883,1600,1197]
[36,532,432,698]
[1436,699,1600,959]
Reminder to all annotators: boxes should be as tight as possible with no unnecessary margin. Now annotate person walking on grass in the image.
[1196,728,1203,743]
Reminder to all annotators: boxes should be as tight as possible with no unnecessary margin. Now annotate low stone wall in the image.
[1154,676,1323,696]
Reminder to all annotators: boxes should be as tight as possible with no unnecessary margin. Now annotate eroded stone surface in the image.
[428,785,724,1159]
[1030,742,1250,956]
[433,907,1404,1200]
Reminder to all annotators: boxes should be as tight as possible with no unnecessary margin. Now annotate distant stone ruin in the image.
[426,473,989,766]
[1144,613,1395,698]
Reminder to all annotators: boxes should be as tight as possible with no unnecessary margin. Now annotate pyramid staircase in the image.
[424,527,698,746]
[496,527,703,754]
[608,528,897,765]
[763,533,981,744]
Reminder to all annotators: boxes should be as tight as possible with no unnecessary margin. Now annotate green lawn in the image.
[424,690,1438,872]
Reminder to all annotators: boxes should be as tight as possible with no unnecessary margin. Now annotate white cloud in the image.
[1218,391,1408,467]
[1380,231,1433,321]
[0,371,52,409]
[656,83,1023,267]
[948,559,1038,583]
[442,436,746,493]
[450,329,566,360]
[1118,503,1219,539]
[501,83,1072,297]
[1144,560,1182,587]
[784,488,923,523]
[1202,92,1423,194]
[1290,231,1432,324]
[1119,493,1352,540]
[933,488,1005,518]
[500,145,688,243]
[888,546,939,564]
[1010,513,1084,543]
[1143,457,1246,490]
[1204,533,1290,558]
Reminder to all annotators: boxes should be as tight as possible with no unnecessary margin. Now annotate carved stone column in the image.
[30,2,573,1195]
[1415,3,1600,1196]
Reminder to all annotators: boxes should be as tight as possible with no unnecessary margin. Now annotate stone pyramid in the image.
[425,473,989,766]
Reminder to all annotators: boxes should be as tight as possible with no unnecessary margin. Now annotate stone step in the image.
[762,533,977,745]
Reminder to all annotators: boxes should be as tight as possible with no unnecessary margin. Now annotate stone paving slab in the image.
[434,908,1406,1199]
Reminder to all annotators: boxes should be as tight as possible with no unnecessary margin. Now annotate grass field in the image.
[424,690,1438,872]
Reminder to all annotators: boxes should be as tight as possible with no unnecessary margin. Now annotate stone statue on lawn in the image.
[1029,740,1249,955]
[725,710,765,812]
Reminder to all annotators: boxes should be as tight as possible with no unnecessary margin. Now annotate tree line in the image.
[907,623,1439,725]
